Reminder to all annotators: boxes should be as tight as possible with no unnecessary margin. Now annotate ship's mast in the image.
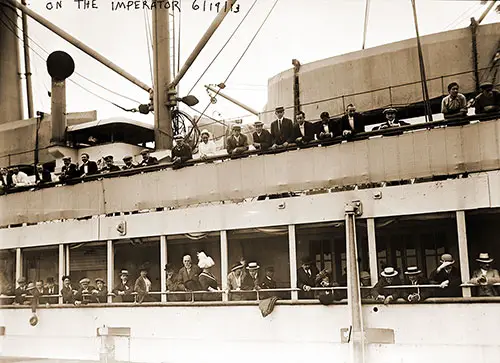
[20,0,33,118]
[0,1,23,124]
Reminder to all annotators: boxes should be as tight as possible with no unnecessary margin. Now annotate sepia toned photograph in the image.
[0,0,499,362]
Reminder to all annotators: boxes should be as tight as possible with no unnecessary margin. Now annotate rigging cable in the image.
[4,8,142,104]
[144,7,154,85]
[187,0,260,95]
[362,0,370,49]
[193,0,279,127]
[444,2,482,31]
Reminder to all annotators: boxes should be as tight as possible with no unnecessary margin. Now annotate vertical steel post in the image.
[160,235,167,302]
[456,211,471,297]
[107,240,114,303]
[345,202,365,363]
[288,225,298,301]
[15,248,22,287]
[220,231,229,302]
[58,244,64,304]
[367,218,378,286]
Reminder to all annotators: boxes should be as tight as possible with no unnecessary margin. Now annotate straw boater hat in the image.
[246,262,260,270]
[200,129,210,137]
[254,120,264,126]
[26,282,36,291]
[231,124,241,130]
[120,270,129,276]
[275,106,284,112]
[383,108,397,114]
[197,251,215,269]
[404,266,421,275]
[440,253,455,264]
[230,262,244,272]
[79,278,90,284]
[174,134,184,140]
[476,253,493,263]
[381,267,398,277]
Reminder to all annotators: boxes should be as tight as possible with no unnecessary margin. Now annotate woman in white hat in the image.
[197,129,217,160]
[197,251,219,301]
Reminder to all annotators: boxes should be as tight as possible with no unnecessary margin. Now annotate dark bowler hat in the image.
[62,156,71,161]
[95,278,105,284]
[301,256,313,265]
[140,149,150,155]
[477,252,493,263]
[61,275,71,281]
[17,277,26,284]
[440,254,455,264]
[164,264,175,272]
[122,155,133,161]
[480,82,493,89]
[231,124,241,130]
[404,266,421,275]
[383,108,397,114]
[275,106,284,112]
[320,111,330,119]
[174,134,184,140]
[103,155,114,161]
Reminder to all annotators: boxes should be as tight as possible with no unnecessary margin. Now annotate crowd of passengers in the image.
[1,251,499,307]
[0,82,498,193]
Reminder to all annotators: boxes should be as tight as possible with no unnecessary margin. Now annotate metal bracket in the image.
[345,200,363,216]
[340,328,394,344]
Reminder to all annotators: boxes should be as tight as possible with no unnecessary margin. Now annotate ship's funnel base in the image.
[50,79,66,145]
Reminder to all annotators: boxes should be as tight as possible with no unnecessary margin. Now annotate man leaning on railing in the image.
[467,252,500,297]
[372,267,402,305]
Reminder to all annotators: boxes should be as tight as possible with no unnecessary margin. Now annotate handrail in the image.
[2,111,500,199]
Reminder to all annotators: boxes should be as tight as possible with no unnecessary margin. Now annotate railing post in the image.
[107,240,114,303]
[58,244,64,304]
[367,218,378,286]
[220,230,228,302]
[65,244,70,274]
[456,211,471,297]
[288,225,298,301]
[15,248,22,287]
[160,235,167,302]
[345,201,365,363]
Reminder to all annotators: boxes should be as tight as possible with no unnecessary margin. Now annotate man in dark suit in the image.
[43,276,59,304]
[403,266,431,303]
[0,167,13,193]
[59,156,79,182]
[226,124,249,156]
[340,104,365,137]
[92,278,108,303]
[177,254,202,291]
[134,266,154,303]
[252,121,272,151]
[36,164,52,184]
[429,253,462,297]
[372,267,402,304]
[372,108,409,131]
[171,135,193,167]
[100,155,120,173]
[14,277,28,305]
[138,149,159,167]
[112,270,135,302]
[316,111,341,141]
[60,275,77,304]
[122,155,137,170]
[270,106,294,149]
[293,111,316,145]
[78,153,98,177]
[297,256,319,299]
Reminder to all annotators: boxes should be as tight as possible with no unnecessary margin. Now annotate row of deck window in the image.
[1,208,499,304]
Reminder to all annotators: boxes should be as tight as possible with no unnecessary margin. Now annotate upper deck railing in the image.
[1,112,500,227]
